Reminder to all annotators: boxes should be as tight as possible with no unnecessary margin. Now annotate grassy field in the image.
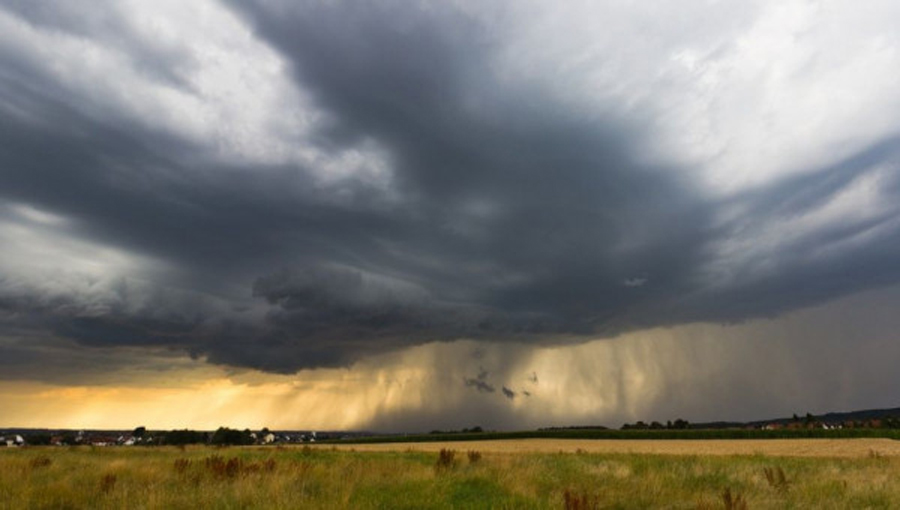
[329,428,900,443]
[2,443,900,509]
[331,437,900,457]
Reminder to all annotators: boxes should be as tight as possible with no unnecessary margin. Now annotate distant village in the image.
[0,426,345,448]
[5,409,900,448]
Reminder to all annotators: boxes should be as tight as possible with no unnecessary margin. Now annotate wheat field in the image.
[328,437,900,457]
[2,442,900,509]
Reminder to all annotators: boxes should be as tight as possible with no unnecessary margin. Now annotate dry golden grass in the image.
[325,437,900,457]
[2,441,900,508]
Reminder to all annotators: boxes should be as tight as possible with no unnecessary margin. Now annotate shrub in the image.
[763,466,790,492]
[467,450,482,464]
[721,488,747,510]
[100,474,117,494]
[174,458,191,473]
[563,489,599,510]
[25,434,51,446]
[29,457,52,469]
[203,455,275,478]
[435,449,456,471]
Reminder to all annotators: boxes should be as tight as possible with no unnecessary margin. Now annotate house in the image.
[2,435,24,447]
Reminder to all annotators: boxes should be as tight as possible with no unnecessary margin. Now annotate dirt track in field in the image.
[324,438,900,457]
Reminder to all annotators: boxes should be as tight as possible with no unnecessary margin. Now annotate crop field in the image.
[331,437,900,457]
[2,441,900,509]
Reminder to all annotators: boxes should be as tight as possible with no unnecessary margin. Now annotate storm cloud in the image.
[1,0,900,381]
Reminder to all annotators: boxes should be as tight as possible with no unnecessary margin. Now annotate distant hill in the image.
[690,406,900,429]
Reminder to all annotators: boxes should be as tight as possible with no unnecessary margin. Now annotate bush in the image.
[24,434,51,446]
[435,449,456,471]
[161,429,207,445]
[210,427,254,446]
[100,474,117,494]
[563,489,599,510]
[29,457,52,469]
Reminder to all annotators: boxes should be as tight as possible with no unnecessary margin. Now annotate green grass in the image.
[2,445,900,509]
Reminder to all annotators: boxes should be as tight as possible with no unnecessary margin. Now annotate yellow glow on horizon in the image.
[0,351,441,430]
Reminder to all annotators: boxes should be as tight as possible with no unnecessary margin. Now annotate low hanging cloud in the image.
[0,0,899,380]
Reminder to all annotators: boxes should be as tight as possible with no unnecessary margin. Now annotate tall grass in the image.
[2,445,900,508]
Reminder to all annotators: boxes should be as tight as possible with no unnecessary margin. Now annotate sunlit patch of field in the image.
[327,438,900,457]
[2,443,900,509]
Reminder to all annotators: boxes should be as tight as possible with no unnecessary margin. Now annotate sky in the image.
[2,0,900,432]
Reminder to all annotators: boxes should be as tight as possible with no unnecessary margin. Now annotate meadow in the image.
[2,443,900,509]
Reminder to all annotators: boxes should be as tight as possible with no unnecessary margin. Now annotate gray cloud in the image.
[0,0,899,381]
[464,369,495,394]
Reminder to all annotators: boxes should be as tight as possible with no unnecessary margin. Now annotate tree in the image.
[161,429,207,445]
[672,419,690,429]
[133,426,146,438]
[25,433,51,445]
[210,427,254,445]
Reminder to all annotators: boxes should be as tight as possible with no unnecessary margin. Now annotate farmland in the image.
[3,441,900,509]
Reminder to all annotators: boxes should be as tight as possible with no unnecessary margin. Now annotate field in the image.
[337,428,900,443]
[331,437,900,457]
[2,441,900,509]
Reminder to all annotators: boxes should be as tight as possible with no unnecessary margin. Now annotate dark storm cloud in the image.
[1,0,900,376]
[665,138,900,325]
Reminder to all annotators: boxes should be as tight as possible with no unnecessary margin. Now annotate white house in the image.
[2,435,24,447]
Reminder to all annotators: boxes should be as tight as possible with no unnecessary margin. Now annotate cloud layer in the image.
[1,0,900,390]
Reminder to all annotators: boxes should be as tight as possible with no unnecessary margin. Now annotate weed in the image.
[763,466,790,492]
[202,455,276,478]
[869,449,884,459]
[100,474,117,494]
[721,488,747,510]
[29,457,52,469]
[174,458,191,473]
[467,450,482,464]
[205,455,243,478]
[435,449,456,471]
[563,489,599,510]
